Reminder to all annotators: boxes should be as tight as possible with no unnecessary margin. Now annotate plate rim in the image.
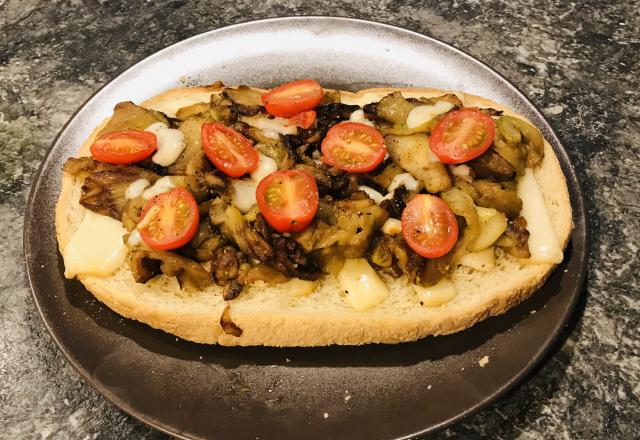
[23,16,588,439]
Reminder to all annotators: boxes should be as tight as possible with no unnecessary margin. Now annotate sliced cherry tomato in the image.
[256,170,319,233]
[261,79,323,118]
[90,130,157,165]
[429,108,496,164]
[401,194,458,259]
[138,187,199,251]
[201,122,258,177]
[288,110,316,129]
[320,122,387,173]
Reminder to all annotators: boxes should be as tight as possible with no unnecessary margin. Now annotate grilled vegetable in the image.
[495,216,531,258]
[129,248,211,289]
[494,116,544,174]
[385,133,451,193]
[99,101,169,136]
[468,149,517,181]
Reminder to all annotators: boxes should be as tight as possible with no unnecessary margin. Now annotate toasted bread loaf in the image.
[55,86,572,346]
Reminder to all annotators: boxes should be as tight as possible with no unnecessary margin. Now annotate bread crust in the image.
[55,86,573,346]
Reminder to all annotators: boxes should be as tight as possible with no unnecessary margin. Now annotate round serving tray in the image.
[24,17,587,439]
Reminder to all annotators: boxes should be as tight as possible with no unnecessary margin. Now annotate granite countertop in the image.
[1,0,638,438]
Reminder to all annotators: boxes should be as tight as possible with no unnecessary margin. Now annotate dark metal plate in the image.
[24,17,588,439]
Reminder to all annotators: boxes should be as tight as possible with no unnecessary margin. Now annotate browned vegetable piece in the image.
[495,216,531,258]
[223,85,263,108]
[368,234,424,282]
[248,214,322,280]
[175,102,211,120]
[364,161,403,190]
[385,133,451,193]
[220,305,243,336]
[468,149,517,181]
[379,186,408,219]
[294,195,388,258]
[255,141,297,170]
[63,157,115,175]
[122,197,146,231]
[211,246,243,285]
[99,101,169,136]
[129,248,211,289]
[169,118,212,176]
[416,93,463,108]
[494,116,545,174]
[472,179,522,219]
[79,166,158,220]
[185,219,224,262]
[295,159,358,198]
[375,92,416,125]
[322,90,342,104]
[239,263,289,285]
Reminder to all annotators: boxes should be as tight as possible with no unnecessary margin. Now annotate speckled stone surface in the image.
[1,0,638,438]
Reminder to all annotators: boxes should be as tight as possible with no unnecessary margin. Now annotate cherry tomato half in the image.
[90,130,157,165]
[261,79,323,118]
[256,170,319,233]
[401,194,458,259]
[320,122,387,173]
[288,110,316,129]
[201,122,259,177]
[138,187,199,251]
[429,108,496,164]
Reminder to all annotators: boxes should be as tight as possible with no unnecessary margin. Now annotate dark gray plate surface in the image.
[24,17,587,439]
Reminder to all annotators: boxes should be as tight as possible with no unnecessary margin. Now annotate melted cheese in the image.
[338,259,390,311]
[449,164,472,182]
[348,109,374,127]
[459,247,495,271]
[142,176,176,200]
[125,178,150,199]
[340,91,387,107]
[145,122,185,167]
[284,278,319,297]
[230,178,257,213]
[517,168,563,264]
[405,101,454,129]
[357,185,394,205]
[240,115,297,139]
[63,210,128,278]
[415,278,457,307]
[250,153,278,182]
[387,173,420,192]
[381,218,402,235]
[127,229,143,247]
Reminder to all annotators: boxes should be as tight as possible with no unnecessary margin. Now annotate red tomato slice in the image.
[90,130,157,165]
[288,110,316,129]
[201,122,258,177]
[261,79,323,118]
[139,187,199,251]
[320,122,387,173]
[256,170,319,233]
[401,194,458,259]
[429,108,496,164]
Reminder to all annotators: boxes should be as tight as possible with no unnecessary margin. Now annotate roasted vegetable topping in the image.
[66,83,548,301]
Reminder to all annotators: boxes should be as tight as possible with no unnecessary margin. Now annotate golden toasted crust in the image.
[55,85,573,346]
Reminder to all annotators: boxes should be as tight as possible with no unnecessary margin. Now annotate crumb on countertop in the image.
[479,356,490,367]
[323,412,329,419]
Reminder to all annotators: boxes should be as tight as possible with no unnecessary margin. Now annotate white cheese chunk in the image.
[449,164,472,182]
[284,278,319,297]
[340,91,387,107]
[230,178,257,213]
[405,101,454,129]
[63,210,128,278]
[348,109,374,127]
[358,185,385,205]
[381,218,402,235]
[387,173,420,193]
[125,178,150,199]
[459,247,495,271]
[127,229,143,247]
[142,176,176,200]
[240,115,298,139]
[250,153,278,182]
[338,258,390,311]
[145,122,186,167]
[415,278,457,307]
[517,168,564,264]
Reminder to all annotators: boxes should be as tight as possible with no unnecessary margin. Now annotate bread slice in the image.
[55,86,573,346]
